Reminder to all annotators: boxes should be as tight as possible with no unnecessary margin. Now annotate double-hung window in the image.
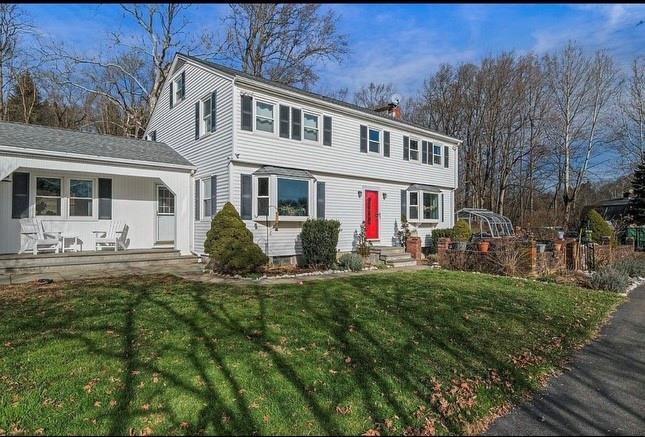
[174,73,185,104]
[368,128,380,153]
[202,95,214,135]
[256,101,274,132]
[409,192,419,221]
[69,179,93,217]
[257,177,269,217]
[202,179,212,219]
[433,144,442,165]
[409,139,419,161]
[35,177,62,216]
[303,113,319,142]
[407,190,440,222]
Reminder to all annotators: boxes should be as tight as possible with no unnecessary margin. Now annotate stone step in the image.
[387,259,418,267]
[0,255,198,275]
[380,254,414,262]
[370,246,406,255]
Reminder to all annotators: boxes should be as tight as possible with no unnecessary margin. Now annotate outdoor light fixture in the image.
[382,192,387,199]
[358,191,362,198]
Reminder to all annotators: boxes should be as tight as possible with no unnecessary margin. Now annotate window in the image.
[278,178,308,216]
[35,177,62,216]
[368,128,380,153]
[409,139,419,161]
[157,186,175,215]
[433,144,442,165]
[409,192,419,220]
[256,101,274,132]
[202,179,212,218]
[202,95,214,134]
[147,131,156,141]
[257,177,269,216]
[174,73,185,104]
[303,113,319,142]
[423,192,439,220]
[69,179,93,217]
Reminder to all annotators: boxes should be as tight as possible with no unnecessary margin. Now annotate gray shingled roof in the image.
[177,53,460,143]
[408,183,442,192]
[0,121,193,167]
[253,165,314,179]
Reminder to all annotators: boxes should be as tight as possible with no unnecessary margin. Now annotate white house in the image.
[0,52,461,263]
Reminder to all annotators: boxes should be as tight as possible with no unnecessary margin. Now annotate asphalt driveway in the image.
[485,284,645,436]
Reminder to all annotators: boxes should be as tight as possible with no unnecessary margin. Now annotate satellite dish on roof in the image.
[390,93,401,106]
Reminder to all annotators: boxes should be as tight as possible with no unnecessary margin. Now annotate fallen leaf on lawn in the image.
[141,427,154,436]
[110,400,118,407]
[263,415,270,424]
[3,342,11,347]
[221,414,230,424]
[142,403,150,411]
[335,405,352,415]
[329,369,338,374]
[179,421,189,430]
[344,356,352,364]
[94,401,102,408]
[362,429,380,436]
[152,373,160,384]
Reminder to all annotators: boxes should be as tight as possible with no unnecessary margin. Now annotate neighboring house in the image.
[0,53,461,261]
[0,122,195,254]
[145,53,461,262]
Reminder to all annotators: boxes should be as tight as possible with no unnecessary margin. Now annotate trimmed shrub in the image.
[588,267,630,293]
[300,218,341,268]
[205,202,268,274]
[338,253,364,271]
[613,257,645,278]
[452,219,472,241]
[582,209,613,243]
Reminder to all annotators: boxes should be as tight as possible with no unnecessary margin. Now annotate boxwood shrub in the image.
[300,218,341,269]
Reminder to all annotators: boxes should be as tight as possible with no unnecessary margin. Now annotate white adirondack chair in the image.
[19,218,62,255]
[93,222,128,251]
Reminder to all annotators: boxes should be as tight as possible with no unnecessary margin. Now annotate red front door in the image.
[364,190,379,240]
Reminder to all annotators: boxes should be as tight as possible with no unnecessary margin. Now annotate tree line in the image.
[1,3,642,228]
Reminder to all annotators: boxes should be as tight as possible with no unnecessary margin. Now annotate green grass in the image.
[0,270,622,435]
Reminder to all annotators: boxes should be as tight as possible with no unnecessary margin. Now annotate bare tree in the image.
[0,4,31,120]
[616,56,645,166]
[220,3,348,89]
[352,82,396,109]
[42,4,203,137]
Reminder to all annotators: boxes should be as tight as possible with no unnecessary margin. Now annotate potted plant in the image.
[536,242,547,253]
[478,240,490,253]
[553,240,563,252]
[452,219,472,251]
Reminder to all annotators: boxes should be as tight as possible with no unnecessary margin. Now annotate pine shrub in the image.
[300,218,341,268]
[205,202,268,274]
[582,209,613,243]
[452,219,472,241]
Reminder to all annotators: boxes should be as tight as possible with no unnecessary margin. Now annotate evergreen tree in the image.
[630,159,645,225]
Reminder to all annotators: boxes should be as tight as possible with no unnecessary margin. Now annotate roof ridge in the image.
[0,120,166,145]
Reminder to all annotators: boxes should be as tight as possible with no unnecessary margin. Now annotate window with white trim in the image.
[277,177,308,216]
[409,139,419,161]
[157,186,175,214]
[423,192,439,220]
[35,177,62,216]
[257,177,269,216]
[409,192,419,220]
[368,128,380,153]
[69,179,93,217]
[303,113,319,142]
[408,190,440,222]
[256,101,274,132]
[433,144,442,165]
[174,74,185,104]
[202,95,214,135]
[202,178,212,219]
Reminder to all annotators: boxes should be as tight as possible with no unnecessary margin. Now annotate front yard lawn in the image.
[0,270,622,435]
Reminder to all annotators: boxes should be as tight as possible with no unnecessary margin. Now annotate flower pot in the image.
[455,241,468,251]
[478,241,490,253]
[537,243,546,254]
[557,231,565,240]
[553,241,562,252]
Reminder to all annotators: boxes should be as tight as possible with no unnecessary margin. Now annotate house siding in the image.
[146,60,234,254]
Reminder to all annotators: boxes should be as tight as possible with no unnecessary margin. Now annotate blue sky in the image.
[22,3,645,97]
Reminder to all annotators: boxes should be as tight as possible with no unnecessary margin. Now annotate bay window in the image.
[277,178,308,216]
[408,190,440,222]
[69,179,93,217]
[253,175,313,220]
[256,101,274,132]
[36,177,62,216]
[257,177,269,216]
[303,113,319,141]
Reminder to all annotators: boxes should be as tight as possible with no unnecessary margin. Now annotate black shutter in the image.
[403,136,409,160]
[441,193,445,222]
[291,107,301,140]
[384,131,390,157]
[194,179,200,221]
[422,140,428,164]
[360,125,367,153]
[210,176,217,216]
[11,172,29,219]
[241,174,252,219]
[194,101,200,140]
[169,81,173,108]
[98,178,112,220]
[180,71,186,99]
[210,90,217,132]
[323,116,332,146]
[279,105,290,138]
[444,146,449,168]
[149,130,156,142]
[400,190,407,222]
[317,182,326,219]
[241,95,253,131]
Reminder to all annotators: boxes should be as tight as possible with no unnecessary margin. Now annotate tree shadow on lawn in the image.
[1,272,622,435]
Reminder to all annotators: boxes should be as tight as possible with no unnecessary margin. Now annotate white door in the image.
[156,185,175,243]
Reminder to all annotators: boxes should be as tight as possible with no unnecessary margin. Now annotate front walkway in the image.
[485,284,645,436]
